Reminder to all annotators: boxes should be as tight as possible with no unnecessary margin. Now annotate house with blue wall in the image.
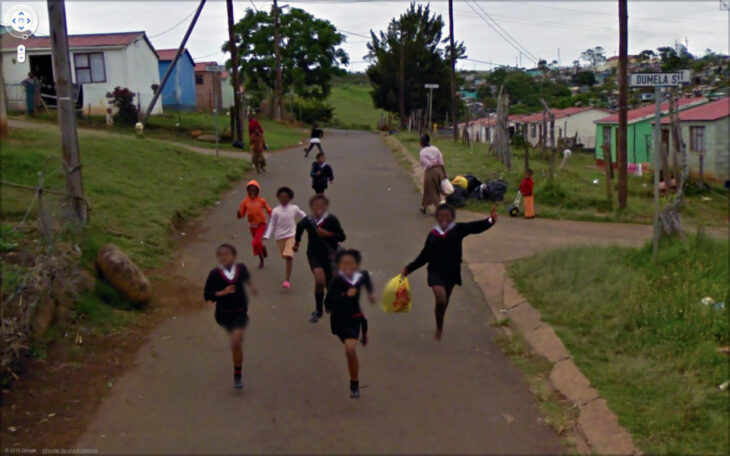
[157,48,195,111]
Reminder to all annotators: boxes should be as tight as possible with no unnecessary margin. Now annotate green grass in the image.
[326,84,386,130]
[395,133,729,227]
[508,236,729,455]
[2,126,249,334]
[17,110,307,152]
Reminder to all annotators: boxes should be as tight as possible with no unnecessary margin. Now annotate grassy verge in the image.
[508,236,729,454]
[2,126,248,331]
[13,111,307,152]
[394,132,728,227]
[326,84,386,130]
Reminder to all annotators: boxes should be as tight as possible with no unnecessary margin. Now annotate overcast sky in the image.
[4,1,728,72]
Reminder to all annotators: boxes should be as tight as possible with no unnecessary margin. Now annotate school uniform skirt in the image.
[331,314,364,341]
[422,165,446,208]
[215,309,249,332]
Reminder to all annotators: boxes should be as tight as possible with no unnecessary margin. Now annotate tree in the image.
[638,49,656,61]
[580,46,606,68]
[657,46,694,71]
[366,2,465,122]
[572,70,596,86]
[229,6,348,105]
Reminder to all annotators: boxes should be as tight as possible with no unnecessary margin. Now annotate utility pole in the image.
[617,0,629,209]
[142,0,206,123]
[273,0,282,120]
[399,27,406,129]
[0,66,8,139]
[448,0,457,140]
[226,0,244,145]
[47,0,85,225]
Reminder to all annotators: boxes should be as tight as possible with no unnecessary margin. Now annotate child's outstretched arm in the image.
[328,217,346,243]
[263,211,277,240]
[237,199,247,219]
[456,205,498,237]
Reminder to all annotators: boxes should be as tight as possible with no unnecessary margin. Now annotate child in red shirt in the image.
[237,180,272,268]
[519,169,535,219]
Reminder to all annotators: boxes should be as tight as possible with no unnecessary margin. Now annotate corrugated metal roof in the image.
[659,97,729,124]
[596,97,707,124]
[1,31,146,51]
[520,106,600,123]
[194,61,218,72]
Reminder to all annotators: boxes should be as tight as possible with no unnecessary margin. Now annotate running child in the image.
[402,203,497,341]
[325,249,375,399]
[294,194,346,322]
[519,168,535,219]
[203,244,257,389]
[237,180,272,268]
[304,123,324,157]
[310,152,334,194]
[263,186,306,289]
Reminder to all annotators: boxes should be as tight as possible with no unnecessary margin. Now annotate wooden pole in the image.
[226,0,244,145]
[448,0,457,140]
[399,27,406,129]
[652,87,661,259]
[602,144,613,203]
[617,0,629,209]
[0,65,8,139]
[47,0,86,225]
[523,125,529,171]
[273,0,283,120]
[142,0,206,123]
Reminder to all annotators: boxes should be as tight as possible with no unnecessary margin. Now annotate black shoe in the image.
[234,375,243,389]
[350,382,360,399]
[309,310,322,323]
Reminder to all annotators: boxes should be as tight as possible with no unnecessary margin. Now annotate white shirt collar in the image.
[340,271,362,286]
[219,264,237,281]
[432,222,456,235]
[314,212,329,226]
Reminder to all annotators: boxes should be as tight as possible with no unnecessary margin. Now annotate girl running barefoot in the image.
[402,203,497,341]
[203,244,257,389]
[263,187,306,289]
[294,194,346,323]
[237,180,272,269]
[325,249,376,398]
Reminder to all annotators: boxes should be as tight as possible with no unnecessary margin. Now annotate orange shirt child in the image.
[237,180,272,226]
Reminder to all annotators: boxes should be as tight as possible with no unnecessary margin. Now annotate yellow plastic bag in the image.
[451,175,468,189]
[381,274,412,313]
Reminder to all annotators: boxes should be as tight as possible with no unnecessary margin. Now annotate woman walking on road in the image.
[418,134,446,214]
[304,123,324,157]
[248,112,267,173]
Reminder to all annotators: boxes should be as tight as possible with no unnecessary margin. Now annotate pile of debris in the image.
[446,174,509,207]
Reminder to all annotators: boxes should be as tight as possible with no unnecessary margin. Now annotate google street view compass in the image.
[4,4,39,39]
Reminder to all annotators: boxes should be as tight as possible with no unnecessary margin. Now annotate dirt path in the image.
[72,130,567,454]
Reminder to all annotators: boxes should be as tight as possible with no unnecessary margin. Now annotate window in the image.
[690,126,705,153]
[530,123,537,138]
[195,74,204,85]
[602,126,612,146]
[74,52,106,83]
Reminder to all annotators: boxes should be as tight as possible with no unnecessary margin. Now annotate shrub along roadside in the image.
[508,236,729,455]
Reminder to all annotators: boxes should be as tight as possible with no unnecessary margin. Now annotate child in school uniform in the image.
[304,123,324,157]
[203,244,257,389]
[237,180,272,269]
[325,249,376,399]
[402,203,497,341]
[519,168,535,218]
[310,152,334,194]
[263,186,306,289]
[294,194,346,323]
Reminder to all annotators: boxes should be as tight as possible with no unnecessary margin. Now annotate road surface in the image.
[76,130,565,454]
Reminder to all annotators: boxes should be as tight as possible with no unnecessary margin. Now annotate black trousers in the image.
[305,142,323,156]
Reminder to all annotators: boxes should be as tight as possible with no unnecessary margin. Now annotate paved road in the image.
[75,130,563,454]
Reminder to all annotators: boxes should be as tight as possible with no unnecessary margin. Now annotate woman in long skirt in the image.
[418,134,446,213]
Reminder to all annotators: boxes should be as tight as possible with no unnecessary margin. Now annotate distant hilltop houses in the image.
[0,29,238,115]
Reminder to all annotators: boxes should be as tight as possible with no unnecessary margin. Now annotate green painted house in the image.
[594,97,707,165]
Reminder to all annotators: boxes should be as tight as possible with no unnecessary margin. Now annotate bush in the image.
[292,99,333,124]
[107,86,138,126]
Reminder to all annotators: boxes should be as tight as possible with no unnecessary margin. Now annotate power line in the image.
[470,1,539,62]
[148,6,198,39]
[248,0,258,12]
[339,29,371,39]
[463,0,538,64]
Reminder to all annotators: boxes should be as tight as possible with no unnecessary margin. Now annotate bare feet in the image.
[434,329,443,341]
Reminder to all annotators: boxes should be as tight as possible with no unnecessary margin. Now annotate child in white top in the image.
[264,187,306,289]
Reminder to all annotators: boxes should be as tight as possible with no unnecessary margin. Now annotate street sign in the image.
[629,72,683,87]
[205,65,226,72]
[424,83,439,89]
